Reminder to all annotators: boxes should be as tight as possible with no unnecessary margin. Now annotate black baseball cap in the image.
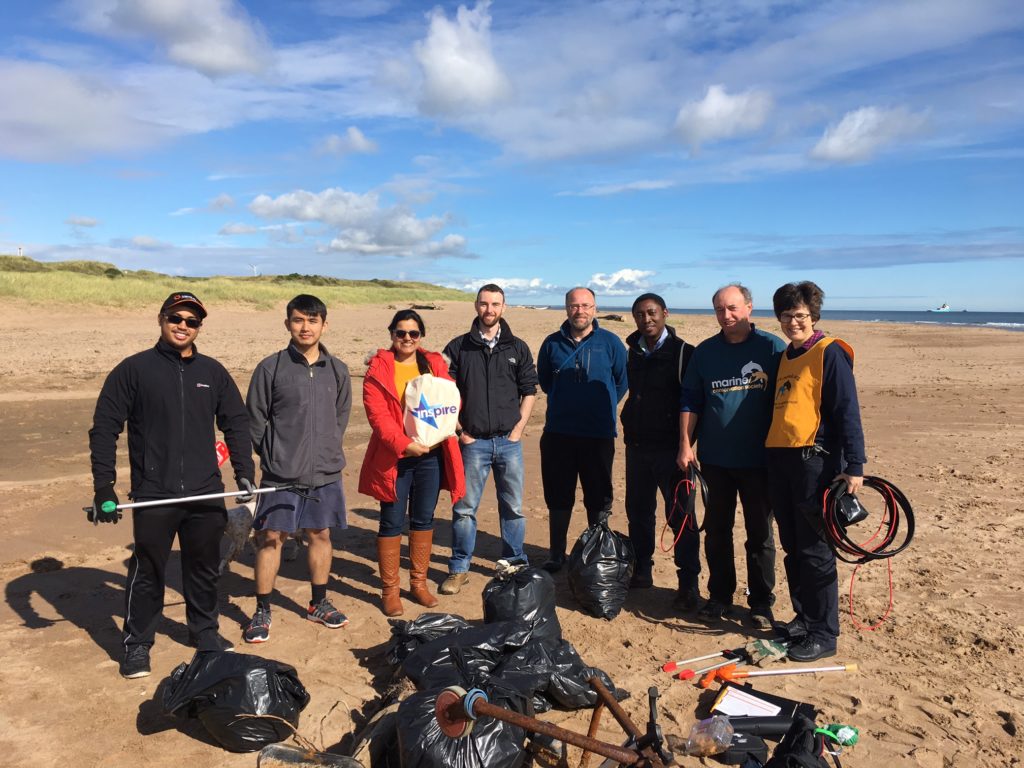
[160,291,207,319]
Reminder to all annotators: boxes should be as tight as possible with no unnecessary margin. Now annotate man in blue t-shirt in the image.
[537,287,628,572]
[678,283,786,628]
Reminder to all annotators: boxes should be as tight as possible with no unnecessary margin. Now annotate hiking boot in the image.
[439,572,470,595]
[120,645,151,679]
[190,632,235,652]
[787,637,836,662]
[697,599,729,622]
[307,598,349,628]
[776,616,809,641]
[243,606,272,644]
[749,607,775,631]
[672,587,703,613]
[629,571,654,589]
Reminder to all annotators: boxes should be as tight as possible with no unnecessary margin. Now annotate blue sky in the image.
[1,0,1022,310]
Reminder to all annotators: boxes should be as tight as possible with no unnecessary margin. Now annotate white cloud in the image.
[810,106,928,163]
[315,126,378,156]
[444,276,558,295]
[209,193,235,210]
[66,216,99,227]
[588,269,655,296]
[561,179,677,197]
[219,222,258,235]
[130,235,170,249]
[73,0,271,77]
[0,60,174,161]
[415,1,509,115]
[250,186,463,258]
[170,207,196,216]
[675,84,773,151]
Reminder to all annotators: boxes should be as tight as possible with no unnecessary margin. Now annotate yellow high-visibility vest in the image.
[765,337,854,448]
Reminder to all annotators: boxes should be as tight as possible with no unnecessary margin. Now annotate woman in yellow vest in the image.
[765,282,865,662]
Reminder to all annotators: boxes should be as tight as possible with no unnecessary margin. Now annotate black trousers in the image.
[123,501,226,650]
[540,432,615,523]
[625,444,700,590]
[701,464,776,609]
[765,449,839,643]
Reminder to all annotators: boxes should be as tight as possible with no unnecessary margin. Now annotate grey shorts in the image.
[252,481,348,534]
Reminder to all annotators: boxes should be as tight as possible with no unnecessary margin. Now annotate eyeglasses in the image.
[568,304,594,311]
[393,329,421,339]
[163,313,202,329]
[780,312,811,323]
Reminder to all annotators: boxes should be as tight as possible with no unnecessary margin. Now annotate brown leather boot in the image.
[376,536,404,616]
[408,529,439,608]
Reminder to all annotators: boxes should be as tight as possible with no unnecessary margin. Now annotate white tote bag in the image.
[403,373,461,447]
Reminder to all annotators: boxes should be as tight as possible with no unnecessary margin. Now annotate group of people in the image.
[89,279,864,680]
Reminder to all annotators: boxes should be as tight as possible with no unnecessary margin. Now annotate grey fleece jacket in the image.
[246,343,352,488]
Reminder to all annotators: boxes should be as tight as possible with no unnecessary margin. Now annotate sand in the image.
[1,299,1022,767]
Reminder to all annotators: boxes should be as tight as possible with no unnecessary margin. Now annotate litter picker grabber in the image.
[699,662,858,688]
[84,484,317,524]
[665,638,789,680]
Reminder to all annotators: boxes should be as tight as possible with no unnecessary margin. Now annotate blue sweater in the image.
[538,320,628,438]
[680,326,786,468]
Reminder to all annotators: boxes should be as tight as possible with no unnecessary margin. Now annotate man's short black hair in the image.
[286,294,327,320]
[476,283,505,300]
[631,292,667,312]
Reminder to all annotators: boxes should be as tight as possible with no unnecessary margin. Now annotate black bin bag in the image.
[482,566,561,642]
[162,651,310,753]
[396,682,528,768]
[386,612,472,667]
[567,512,635,620]
[400,620,535,691]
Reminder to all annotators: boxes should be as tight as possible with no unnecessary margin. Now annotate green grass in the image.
[0,256,471,308]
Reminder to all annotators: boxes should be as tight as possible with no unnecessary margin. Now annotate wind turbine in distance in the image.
[248,263,260,277]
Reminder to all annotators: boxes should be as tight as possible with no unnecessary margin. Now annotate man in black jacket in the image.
[439,284,538,594]
[89,291,255,678]
[620,293,701,609]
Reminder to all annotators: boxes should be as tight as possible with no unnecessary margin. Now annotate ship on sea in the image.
[929,303,952,313]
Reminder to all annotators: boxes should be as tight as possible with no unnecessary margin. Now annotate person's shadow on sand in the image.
[5,555,191,661]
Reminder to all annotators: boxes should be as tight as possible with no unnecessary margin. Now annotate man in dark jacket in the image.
[537,287,628,572]
[439,284,538,594]
[243,294,353,643]
[621,293,701,608]
[89,291,255,679]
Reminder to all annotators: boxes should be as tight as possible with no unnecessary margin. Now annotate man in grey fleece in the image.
[243,294,352,643]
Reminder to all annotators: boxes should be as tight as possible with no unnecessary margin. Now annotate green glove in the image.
[92,486,120,524]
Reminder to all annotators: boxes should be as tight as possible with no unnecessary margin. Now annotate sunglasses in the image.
[163,313,202,329]
[393,329,421,339]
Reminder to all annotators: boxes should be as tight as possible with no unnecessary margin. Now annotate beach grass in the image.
[0,255,471,308]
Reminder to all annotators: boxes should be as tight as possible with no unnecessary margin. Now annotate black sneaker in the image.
[629,571,654,589]
[672,587,703,613]
[776,617,809,641]
[307,598,349,628]
[541,554,566,573]
[787,636,836,662]
[190,632,235,652]
[120,645,151,679]
[697,599,729,621]
[243,606,272,644]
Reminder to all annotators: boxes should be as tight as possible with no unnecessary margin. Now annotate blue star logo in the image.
[412,394,438,428]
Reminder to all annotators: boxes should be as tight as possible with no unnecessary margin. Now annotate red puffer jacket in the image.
[358,348,465,504]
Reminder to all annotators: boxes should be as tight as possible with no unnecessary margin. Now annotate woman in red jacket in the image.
[359,309,465,616]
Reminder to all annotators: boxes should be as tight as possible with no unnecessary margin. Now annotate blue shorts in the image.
[252,481,348,534]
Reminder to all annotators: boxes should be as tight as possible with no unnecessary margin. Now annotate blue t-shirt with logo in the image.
[680,326,786,468]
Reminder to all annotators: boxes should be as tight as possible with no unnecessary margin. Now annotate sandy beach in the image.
[1,299,1022,767]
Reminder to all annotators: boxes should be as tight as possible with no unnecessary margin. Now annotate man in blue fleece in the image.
[537,287,628,572]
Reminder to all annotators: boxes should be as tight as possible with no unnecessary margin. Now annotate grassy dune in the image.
[0,255,471,308]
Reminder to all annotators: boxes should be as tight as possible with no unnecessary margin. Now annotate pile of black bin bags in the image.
[387,566,626,768]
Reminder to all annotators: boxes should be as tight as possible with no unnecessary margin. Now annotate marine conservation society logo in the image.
[411,394,458,429]
[711,361,769,394]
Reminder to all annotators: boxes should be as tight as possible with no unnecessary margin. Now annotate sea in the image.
[549,308,1024,333]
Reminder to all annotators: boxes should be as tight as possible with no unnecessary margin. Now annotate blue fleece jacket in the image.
[538,320,628,438]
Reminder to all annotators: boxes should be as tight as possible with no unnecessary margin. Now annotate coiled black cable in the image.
[821,475,914,564]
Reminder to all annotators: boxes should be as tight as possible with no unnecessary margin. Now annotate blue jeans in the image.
[379,452,442,537]
[448,436,527,573]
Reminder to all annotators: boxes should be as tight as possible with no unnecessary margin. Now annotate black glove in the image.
[91,485,120,524]
[235,477,256,504]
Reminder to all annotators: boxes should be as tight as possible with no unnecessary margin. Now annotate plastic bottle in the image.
[684,714,735,756]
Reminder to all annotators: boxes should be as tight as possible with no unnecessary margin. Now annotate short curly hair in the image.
[772,281,824,322]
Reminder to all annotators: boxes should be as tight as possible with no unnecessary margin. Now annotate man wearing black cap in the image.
[89,291,256,678]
